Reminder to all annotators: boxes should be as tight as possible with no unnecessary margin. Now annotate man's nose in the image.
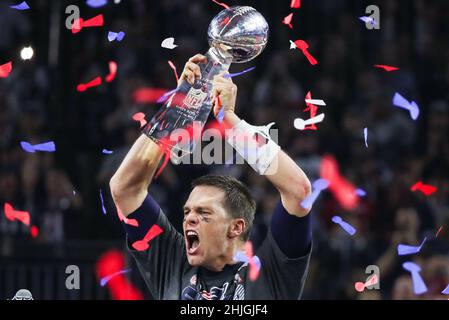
[185,212,199,225]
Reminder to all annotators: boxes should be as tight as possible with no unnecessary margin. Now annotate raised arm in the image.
[109,135,164,216]
[110,55,207,217]
[212,77,312,218]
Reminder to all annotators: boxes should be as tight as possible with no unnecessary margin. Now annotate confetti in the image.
[161,37,178,49]
[33,142,56,152]
[303,91,320,130]
[320,155,359,210]
[289,40,297,50]
[442,284,449,295]
[20,141,56,153]
[102,149,113,154]
[0,61,13,78]
[294,113,325,131]
[355,274,379,292]
[359,16,377,27]
[105,61,118,83]
[167,60,179,83]
[100,268,132,287]
[10,1,30,10]
[392,92,420,120]
[96,250,143,300]
[234,241,261,281]
[99,189,107,215]
[398,237,427,256]
[156,88,179,104]
[332,216,356,236]
[217,107,225,123]
[72,14,104,34]
[30,225,38,238]
[304,99,326,106]
[132,88,172,104]
[293,40,318,65]
[300,179,330,210]
[116,207,139,227]
[154,149,171,180]
[4,203,30,226]
[132,112,147,128]
[224,66,256,79]
[364,128,368,148]
[108,31,125,42]
[374,64,399,72]
[77,76,102,92]
[215,96,225,123]
[132,224,164,251]
[282,13,294,29]
[86,0,108,8]
[211,0,229,10]
[291,0,301,9]
[411,181,437,196]
[435,226,443,238]
[402,262,428,295]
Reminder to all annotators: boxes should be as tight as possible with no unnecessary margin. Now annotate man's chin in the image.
[187,256,203,266]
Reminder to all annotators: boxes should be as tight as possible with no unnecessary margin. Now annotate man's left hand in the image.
[212,74,240,126]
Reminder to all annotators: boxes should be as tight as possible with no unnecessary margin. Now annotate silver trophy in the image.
[144,6,269,160]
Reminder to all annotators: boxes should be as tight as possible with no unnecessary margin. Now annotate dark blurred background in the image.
[1,0,448,300]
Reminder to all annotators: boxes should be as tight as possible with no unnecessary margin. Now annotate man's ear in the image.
[228,219,246,239]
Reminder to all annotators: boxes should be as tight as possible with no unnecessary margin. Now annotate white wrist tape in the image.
[226,120,281,175]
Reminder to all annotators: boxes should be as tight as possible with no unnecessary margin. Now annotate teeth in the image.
[187,231,198,237]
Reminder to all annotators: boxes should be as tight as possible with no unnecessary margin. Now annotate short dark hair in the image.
[191,175,256,241]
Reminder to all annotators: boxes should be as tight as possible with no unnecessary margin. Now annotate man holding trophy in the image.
[110,6,312,300]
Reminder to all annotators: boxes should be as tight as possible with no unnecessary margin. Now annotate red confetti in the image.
[105,61,118,83]
[96,250,143,300]
[221,16,231,27]
[0,61,12,78]
[320,155,359,210]
[133,88,168,104]
[132,112,147,128]
[131,224,164,251]
[4,203,30,226]
[294,40,318,65]
[282,13,294,29]
[291,0,301,9]
[374,64,399,72]
[72,14,104,34]
[211,0,229,10]
[154,148,171,180]
[244,241,261,281]
[116,207,139,227]
[167,60,179,83]
[303,91,319,130]
[214,95,222,117]
[411,181,437,196]
[30,225,39,238]
[355,274,379,293]
[77,76,102,92]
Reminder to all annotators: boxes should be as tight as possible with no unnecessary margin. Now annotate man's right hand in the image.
[178,54,208,86]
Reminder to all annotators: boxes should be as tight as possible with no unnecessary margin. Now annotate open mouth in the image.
[185,230,200,254]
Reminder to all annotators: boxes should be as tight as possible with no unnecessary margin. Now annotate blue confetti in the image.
[224,66,256,79]
[108,31,125,42]
[10,1,30,10]
[99,189,107,215]
[86,0,108,8]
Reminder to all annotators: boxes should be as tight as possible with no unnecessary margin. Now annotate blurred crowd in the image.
[1,0,449,299]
